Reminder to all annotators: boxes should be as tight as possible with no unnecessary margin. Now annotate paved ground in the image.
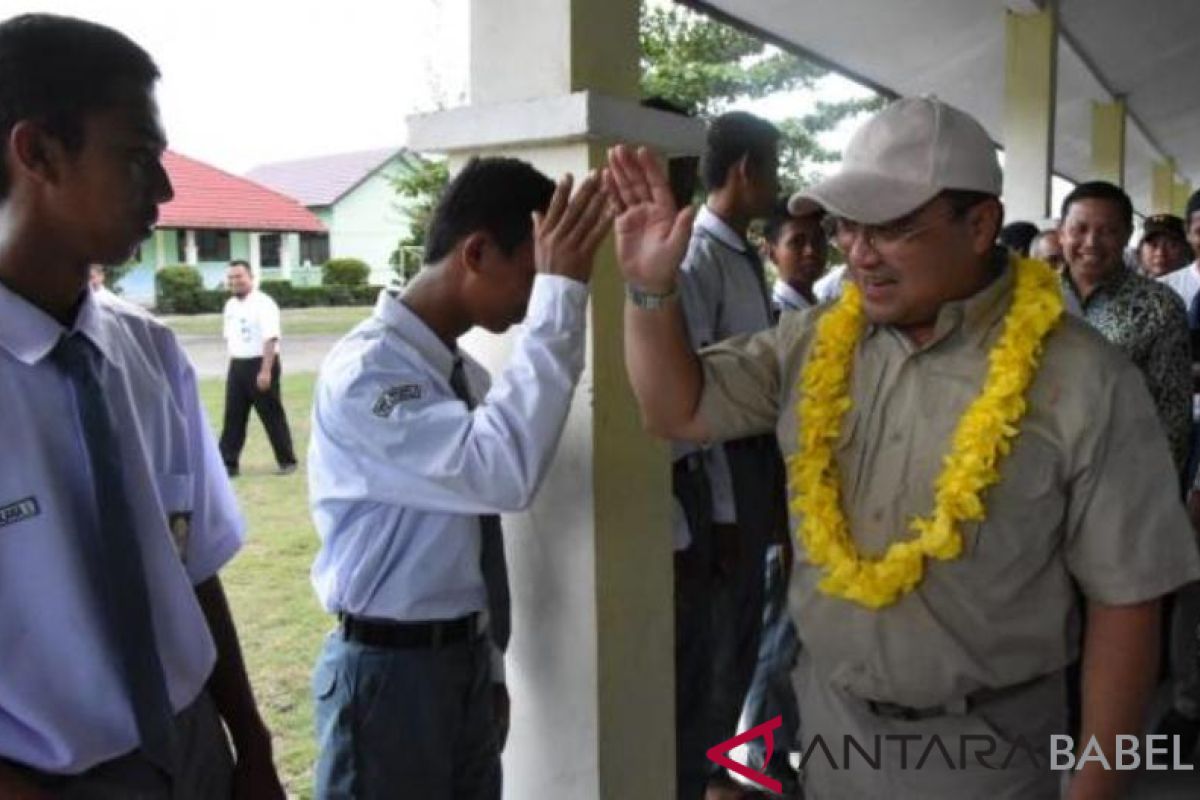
[178,332,343,378]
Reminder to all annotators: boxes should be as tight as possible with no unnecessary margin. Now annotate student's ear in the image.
[460,232,489,275]
[8,120,64,186]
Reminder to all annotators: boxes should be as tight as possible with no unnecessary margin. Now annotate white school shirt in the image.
[0,283,243,774]
[308,275,587,624]
[674,205,774,548]
[222,289,281,359]
[1159,261,1200,311]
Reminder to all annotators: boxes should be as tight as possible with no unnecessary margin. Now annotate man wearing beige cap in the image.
[606,96,1200,799]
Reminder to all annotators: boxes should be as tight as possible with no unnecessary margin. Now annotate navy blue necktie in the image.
[449,357,511,651]
[52,333,178,776]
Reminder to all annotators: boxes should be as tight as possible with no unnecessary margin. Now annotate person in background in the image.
[764,197,827,314]
[1030,228,1064,272]
[1138,214,1191,278]
[1059,181,1192,477]
[999,220,1040,257]
[666,111,790,800]
[89,263,121,305]
[219,260,297,478]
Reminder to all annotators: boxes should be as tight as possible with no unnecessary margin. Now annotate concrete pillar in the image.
[183,229,198,266]
[1174,179,1193,218]
[1002,4,1058,221]
[154,229,165,269]
[248,232,262,278]
[281,232,299,280]
[1090,99,1125,186]
[1152,160,1176,214]
[409,1,705,797]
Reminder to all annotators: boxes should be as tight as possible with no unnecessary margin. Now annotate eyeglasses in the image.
[821,206,961,254]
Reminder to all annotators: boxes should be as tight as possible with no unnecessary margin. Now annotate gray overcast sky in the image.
[5,0,469,173]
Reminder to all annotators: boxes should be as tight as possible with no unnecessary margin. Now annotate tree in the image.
[640,1,884,191]
[389,155,449,284]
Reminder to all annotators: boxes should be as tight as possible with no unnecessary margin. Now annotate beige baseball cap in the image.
[789,96,1002,224]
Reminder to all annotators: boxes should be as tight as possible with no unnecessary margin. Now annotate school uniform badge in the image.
[168,511,191,562]
[373,384,422,417]
[0,496,39,528]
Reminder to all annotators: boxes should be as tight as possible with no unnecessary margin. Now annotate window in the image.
[300,233,330,266]
[260,234,281,267]
[176,231,187,263]
[197,230,231,262]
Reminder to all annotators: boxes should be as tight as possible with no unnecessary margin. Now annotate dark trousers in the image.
[313,630,501,799]
[10,692,233,799]
[673,458,770,800]
[218,357,296,470]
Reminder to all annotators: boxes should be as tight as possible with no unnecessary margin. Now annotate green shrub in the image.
[155,265,205,313]
[322,258,370,287]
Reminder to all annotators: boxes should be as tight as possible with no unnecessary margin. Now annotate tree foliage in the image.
[389,155,449,283]
[640,2,885,190]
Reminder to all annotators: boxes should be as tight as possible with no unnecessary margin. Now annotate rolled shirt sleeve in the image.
[1064,357,1200,604]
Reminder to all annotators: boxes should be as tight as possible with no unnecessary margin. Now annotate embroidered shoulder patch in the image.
[373,384,423,417]
[0,497,40,528]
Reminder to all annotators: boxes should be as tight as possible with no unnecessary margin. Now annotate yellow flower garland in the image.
[787,258,1064,609]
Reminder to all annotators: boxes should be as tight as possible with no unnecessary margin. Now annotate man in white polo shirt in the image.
[219,259,297,477]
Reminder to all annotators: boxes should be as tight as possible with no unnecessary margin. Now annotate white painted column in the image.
[248,232,262,279]
[183,229,198,266]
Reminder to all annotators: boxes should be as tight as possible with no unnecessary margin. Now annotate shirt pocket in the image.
[967,432,1064,564]
[156,472,194,564]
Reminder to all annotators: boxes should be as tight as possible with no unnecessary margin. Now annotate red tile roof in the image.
[158,151,326,233]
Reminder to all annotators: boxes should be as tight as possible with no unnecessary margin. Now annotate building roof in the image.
[158,151,326,233]
[246,147,412,208]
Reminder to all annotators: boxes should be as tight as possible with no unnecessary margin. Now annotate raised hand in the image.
[604,145,696,294]
[533,170,614,285]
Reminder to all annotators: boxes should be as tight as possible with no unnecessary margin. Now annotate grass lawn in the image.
[165,305,373,337]
[198,372,325,798]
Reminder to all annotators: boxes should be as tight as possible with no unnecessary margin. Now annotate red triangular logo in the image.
[705,716,783,794]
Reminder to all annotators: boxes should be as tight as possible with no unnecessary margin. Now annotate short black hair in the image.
[0,14,160,199]
[762,197,824,244]
[228,259,251,272]
[1060,181,1133,230]
[701,111,780,192]
[1187,189,1200,228]
[424,157,555,265]
[999,221,1041,257]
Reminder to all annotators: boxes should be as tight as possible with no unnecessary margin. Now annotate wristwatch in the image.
[625,283,678,310]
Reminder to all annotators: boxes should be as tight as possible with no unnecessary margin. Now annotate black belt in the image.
[339,613,482,649]
[865,672,1056,721]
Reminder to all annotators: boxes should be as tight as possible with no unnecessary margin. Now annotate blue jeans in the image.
[741,544,800,771]
[312,629,500,800]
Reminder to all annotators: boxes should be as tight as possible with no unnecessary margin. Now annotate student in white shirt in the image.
[219,260,297,476]
[308,157,611,798]
[0,14,282,798]
[764,197,827,314]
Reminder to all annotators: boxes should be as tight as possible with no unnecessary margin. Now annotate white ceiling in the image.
[680,0,1200,215]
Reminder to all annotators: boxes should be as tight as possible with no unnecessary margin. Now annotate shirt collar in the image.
[773,281,812,311]
[0,281,117,366]
[373,288,458,379]
[1061,261,1133,305]
[695,205,748,253]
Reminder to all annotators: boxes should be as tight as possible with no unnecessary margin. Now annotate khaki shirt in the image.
[697,257,1200,709]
